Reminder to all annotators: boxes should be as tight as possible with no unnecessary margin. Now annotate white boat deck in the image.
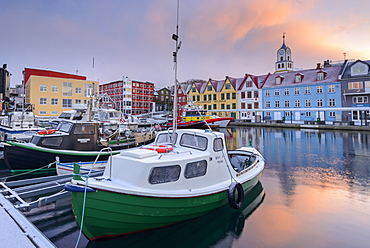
[0,192,56,248]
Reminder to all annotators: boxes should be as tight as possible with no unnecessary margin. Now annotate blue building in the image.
[261,36,343,123]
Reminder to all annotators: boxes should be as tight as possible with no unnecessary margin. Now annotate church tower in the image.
[275,33,293,73]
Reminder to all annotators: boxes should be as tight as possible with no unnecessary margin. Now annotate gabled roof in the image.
[209,78,225,92]
[262,66,342,88]
[340,59,370,79]
[227,76,245,90]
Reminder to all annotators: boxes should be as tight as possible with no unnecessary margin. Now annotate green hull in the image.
[71,175,261,240]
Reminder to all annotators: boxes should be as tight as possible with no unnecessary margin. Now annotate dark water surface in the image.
[22,127,370,247]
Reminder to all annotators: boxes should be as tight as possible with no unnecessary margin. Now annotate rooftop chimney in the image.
[316,63,321,69]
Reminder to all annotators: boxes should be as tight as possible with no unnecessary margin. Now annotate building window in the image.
[213,94,217,100]
[305,87,311,94]
[75,99,82,105]
[305,112,311,117]
[247,104,252,109]
[203,104,207,109]
[52,86,58,92]
[329,112,336,117]
[241,102,246,109]
[275,101,280,108]
[207,85,212,91]
[247,91,252,98]
[40,85,47,92]
[285,112,291,117]
[84,84,94,97]
[295,75,302,83]
[40,98,47,105]
[348,82,363,89]
[284,88,289,95]
[353,96,368,103]
[192,87,196,92]
[226,93,230,100]
[197,95,200,101]
[39,111,47,115]
[63,82,73,96]
[317,72,325,80]
[275,77,282,84]
[328,85,335,93]
[232,103,236,109]
[329,98,335,107]
[203,95,207,101]
[221,104,225,109]
[317,99,323,107]
[51,111,58,115]
[274,89,280,96]
[221,94,225,100]
[63,99,72,108]
[305,99,311,107]
[225,83,231,89]
[51,98,58,105]
[245,80,252,87]
[284,100,290,107]
[213,104,217,109]
[232,93,236,99]
[294,100,300,107]
[76,87,82,94]
[294,88,300,95]
[265,90,270,97]
[254,102,259,109]
[316,86,323,94]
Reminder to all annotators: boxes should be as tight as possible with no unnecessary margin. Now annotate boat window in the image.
[149,165,181,184]
[74,125,95,134]
[185,160,207,179]
[41,137,63,147]
[228,153,256,172]
[57,122,73,133]
[156,133,177,144]
[180,133,207,151]
[213,138,224,152]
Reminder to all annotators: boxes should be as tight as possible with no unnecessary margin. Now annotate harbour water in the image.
[3,126,370,247]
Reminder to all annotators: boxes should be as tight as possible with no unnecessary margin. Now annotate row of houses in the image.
[183,37,370,125]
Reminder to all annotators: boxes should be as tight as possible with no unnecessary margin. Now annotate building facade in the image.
[339,59,370,124]
[24,68,98,117]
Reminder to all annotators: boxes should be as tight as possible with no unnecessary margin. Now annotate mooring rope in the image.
[0,161,56,180]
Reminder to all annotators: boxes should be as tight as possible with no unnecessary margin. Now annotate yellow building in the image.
[187,77,239,119]
[24,68,98,117]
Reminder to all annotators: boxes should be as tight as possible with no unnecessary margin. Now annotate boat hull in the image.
[3,142,116,171]
[70,173,261,241]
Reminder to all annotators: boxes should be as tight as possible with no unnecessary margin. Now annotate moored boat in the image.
[181,107,234,128]
[3,119,156,172]
[66,128,264,240]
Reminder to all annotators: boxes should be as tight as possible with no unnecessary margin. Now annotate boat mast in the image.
[172,0,181,146]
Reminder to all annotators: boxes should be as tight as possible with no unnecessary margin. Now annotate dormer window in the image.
[275,76,283,84]
[317,71,325,81]
[207,85,212,91]
[295,74,303,83]
[245,80,252,87]
[351,61,369,76]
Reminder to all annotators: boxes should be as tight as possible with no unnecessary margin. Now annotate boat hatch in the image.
[120,149,158,159]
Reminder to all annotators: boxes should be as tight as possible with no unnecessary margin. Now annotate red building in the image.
[99,78,154,116]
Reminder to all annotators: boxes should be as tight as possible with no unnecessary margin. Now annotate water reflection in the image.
[226,127,370,196]
[87,182,265,248]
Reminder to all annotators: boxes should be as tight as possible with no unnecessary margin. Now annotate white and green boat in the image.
[66,128,265,240]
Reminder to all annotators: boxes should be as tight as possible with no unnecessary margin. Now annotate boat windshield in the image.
[179,133,207,151]
[57,122,74,133]
[156,132,177,144]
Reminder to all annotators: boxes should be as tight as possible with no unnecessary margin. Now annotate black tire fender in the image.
[228,182,245,209]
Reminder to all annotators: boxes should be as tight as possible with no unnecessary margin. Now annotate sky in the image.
[1,0,370,88]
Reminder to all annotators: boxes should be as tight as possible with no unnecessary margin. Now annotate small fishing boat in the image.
[0,103,42,141]
[56,160,107,176]
[181,107,234,128]
[66,128,264,240]
[160,119,205,129]
[3,119,156,172]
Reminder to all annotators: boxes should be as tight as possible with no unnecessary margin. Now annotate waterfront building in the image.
[187,78,238,119]
[0,64,11,106]
[234,73,269,122]
[100,79,154,116]
[339,59,370,124]
[155,87,172,112]
[262,63,343,122]
[24,68,98,117]
[98,77,132,115]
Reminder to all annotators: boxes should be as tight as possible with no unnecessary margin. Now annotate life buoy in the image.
[247,111,251,115]
[228,182,244,209]
[37,129,56,135]
[141,144,173,153]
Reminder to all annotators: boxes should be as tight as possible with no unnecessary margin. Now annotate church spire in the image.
[275,33,293,73]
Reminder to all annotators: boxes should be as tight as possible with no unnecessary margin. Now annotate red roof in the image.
[23,68,86,84]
